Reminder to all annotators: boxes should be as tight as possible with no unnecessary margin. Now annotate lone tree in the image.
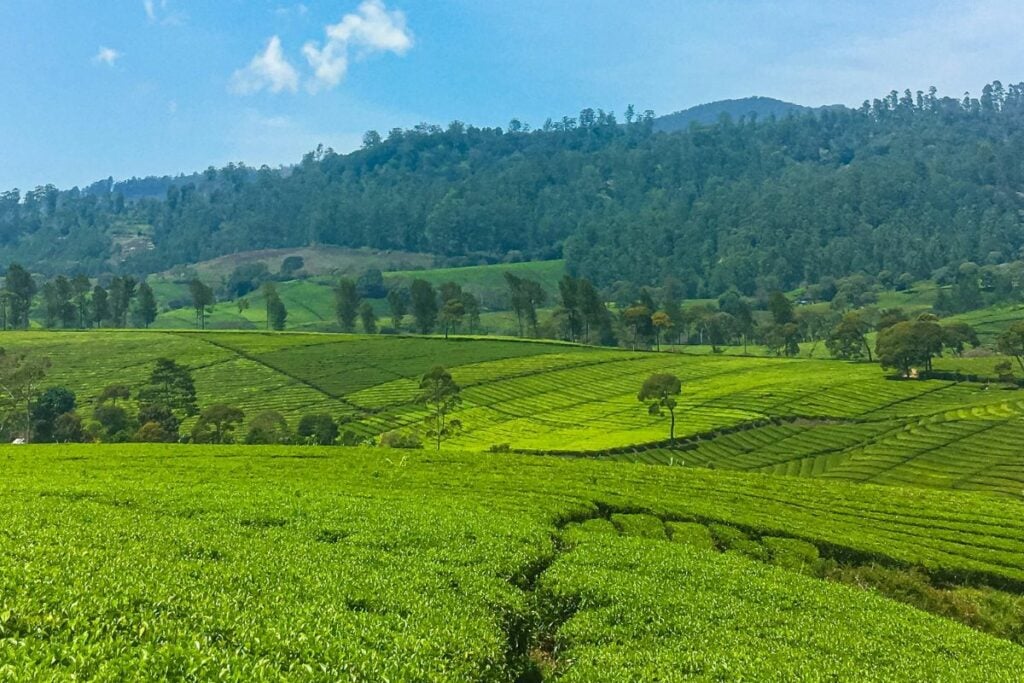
[875,319,943,377]
[638,373,682,445]
[418,366,462,450]
[997,321,1024,372]
[189,279,214,330]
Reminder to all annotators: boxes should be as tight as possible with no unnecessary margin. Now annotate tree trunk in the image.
[669,408,675,446]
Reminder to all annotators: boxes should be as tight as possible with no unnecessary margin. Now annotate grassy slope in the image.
[1,446,1022,680]
[147,259,565,334]
[10,330,1024,498]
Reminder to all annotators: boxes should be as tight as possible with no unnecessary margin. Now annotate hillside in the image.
[3,445,1024,679]
[653,96,813,131]
[11,330,1024,497]
[5,82,1024,298]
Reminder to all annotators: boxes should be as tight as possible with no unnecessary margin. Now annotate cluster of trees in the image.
[5,83,1024,300]
[1,264,158,330]
[338,277,482,337]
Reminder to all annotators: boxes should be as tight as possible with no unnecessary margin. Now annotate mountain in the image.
[653,96,815,132]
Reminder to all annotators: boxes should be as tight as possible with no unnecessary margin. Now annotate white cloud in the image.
[302,0,413,92]
[143,0,183,26]
[230,36,300,95]
[92,46,122,67]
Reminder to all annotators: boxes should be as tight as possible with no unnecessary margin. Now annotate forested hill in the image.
[652,96,813,132]
[4,82,1024,296]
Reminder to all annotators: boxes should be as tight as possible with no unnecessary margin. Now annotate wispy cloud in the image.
[230,36,300,95]
[302,0,413,92]
[92,46,122,67]
[143,0,184,26]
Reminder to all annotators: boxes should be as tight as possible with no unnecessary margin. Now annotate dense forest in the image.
[3,82,1024,297]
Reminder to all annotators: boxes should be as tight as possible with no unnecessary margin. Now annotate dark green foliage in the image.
[225,262,270,298]
[297,413,338,446]
[386,286,409,330]
[135,403,179,442]
[137,358,197,418]
[334,278,360,332]
[262,282,287,331]
[359,301,377,334]
[51,412,85,443]
[826,311,873,361]
[92,404,132,442]
[6,83,1024,300]
[30,387,75,443]
[245,410,292,445]
[409,279,437,334]
[134,281,158,328]
[188,279,214,330]
[91,285,109,327]
[876,320,944,376]
[5,264,35,329]
[280,255,304,276]
[356,268,386,299]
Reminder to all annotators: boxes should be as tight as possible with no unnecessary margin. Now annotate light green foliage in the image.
[11,330,1024,496]
[666,522,716,550]
[2,446,1024,679]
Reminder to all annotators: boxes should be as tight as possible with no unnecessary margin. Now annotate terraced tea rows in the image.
[2,446,1024,680]
[8,330,1024,496]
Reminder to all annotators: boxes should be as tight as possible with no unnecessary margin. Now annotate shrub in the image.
[379,429,423,449]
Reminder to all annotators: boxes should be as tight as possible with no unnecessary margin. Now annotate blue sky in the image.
[2,0,1022,190]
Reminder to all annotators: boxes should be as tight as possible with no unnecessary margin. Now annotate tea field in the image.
[8,330,1024,498]
[2,446,1024,680]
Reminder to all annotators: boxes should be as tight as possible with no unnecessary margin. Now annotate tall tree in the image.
[91,285,110,327]
[0,349,49,441]
[359,301,377,334]
[410,279,438,334]
[135,281,158,328]
[558,275,582,342]
[189,279,214,330]
[71,274,91,328]
[5,264,36,329]
[386,286,409,330]
[418,366,462,451]
[335,277,361,332]
[137,358,198,418]
[109,276,137,328]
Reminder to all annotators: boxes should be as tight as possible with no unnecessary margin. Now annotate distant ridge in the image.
[654,96,815,132]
